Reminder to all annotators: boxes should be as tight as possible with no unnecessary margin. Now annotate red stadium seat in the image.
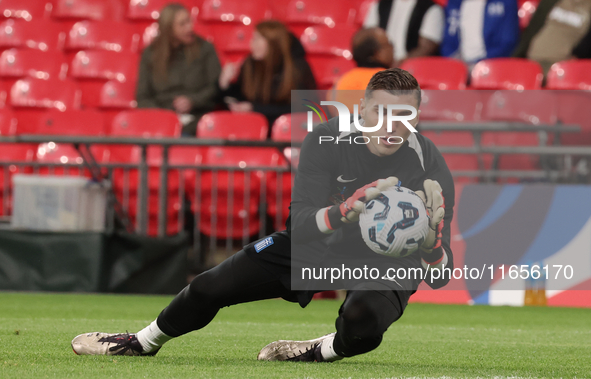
[300,25,355,58]
[420,90,483,121]
[401,57,468,90]
[0,0,51,21]
[51,0,125,22]
[28,109,107,135]
[197,111,268,140]
[126,0,199,23]
[208,24,253,63]
[10,78,81,129]
[28,109,106,177]
[555,91,591,146]
[198,146,277,238]
[99,80,137,109]
[355,0,376,26]
[481,91,557,171]
[0,49,67,91]
[65,21,141,54]
[470,58,543,90]
[110,109,181,137]
[271,113,309,142]
[307,55,356,90]
[69,50,139,107]
[0,19,66,52]
[10,78,80,110]
[518,0,538,30]
[0,143,35,215]
[0,108,17,135]
[546,60,591,90]
[198,0,268,25]
[282,0,356,28]
[106,112,184,235]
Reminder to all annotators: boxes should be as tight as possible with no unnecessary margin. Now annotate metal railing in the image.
[0,121,586,242]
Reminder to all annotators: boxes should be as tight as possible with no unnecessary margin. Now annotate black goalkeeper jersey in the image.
[283,116,456,290]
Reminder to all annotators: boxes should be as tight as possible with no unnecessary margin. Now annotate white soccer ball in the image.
[359,186,430,258]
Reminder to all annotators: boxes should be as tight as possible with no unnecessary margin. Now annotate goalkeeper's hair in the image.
[366,68,421,106]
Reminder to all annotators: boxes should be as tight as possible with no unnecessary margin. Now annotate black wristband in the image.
[326,205,347,230]
[420,246,444,264]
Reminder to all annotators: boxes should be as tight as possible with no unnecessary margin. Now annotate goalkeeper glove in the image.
[416,179,445,254]
[325,176,399,228]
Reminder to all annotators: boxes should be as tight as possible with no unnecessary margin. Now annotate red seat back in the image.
[0,20,66,52]
[0,49,67,83]
[10,78,81,110]
[271,113,309,142]
[66,21,141,53]
[471,58,543,90]
[28,109,106,135]
[197,111,268,140]
[300,25,356,57]
[283,0,356,27]
[126,0,199,22]
[420,90,483,121]
[198,0,268,24]
[401,57,468,90]
[0,108,17,135]
[546,60,591,90]
[51,0,125,21]
[110,109,181,137]
[307,55,355,90]
[0,0,51,21]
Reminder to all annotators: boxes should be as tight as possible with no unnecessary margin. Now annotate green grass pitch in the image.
[1,292,590,378]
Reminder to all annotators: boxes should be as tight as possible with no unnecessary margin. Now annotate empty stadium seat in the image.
[518,0,538,29]
[27,109,107,135]
[0,108,17,135]
[65,21,141,54]
[0,0,51,21]
[420,130,478,182]
[555,91,591,146]
[546,60,591,90]
[0,19,66,52]
[198,0,267,25]
[307,55,356,90]
[282,0,356,29]
[69,50,139,107]
[31,109,106,177]
[127,0,199,23]
[10,77,80,110]
[107,112,183,235]
[10,78,81,128]
[208,24,253,62]
[355,0,375,25]
[470,58,543,90]
[51,0,125,22]
[198,146,278,238]
[0,49,67,90]
[271,113,309,142]
[99,80,137,109]
[300,25,355,58]
[110,109,181,137]
[481,91,557,171]
[420,90,483,121]
[197,111,268,139]
[401,57,468,90]
[0,143,35,215]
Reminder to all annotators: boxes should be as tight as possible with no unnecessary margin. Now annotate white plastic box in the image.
[11,175,110,232]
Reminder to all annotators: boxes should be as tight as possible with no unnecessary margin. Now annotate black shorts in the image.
[243,230,421,308]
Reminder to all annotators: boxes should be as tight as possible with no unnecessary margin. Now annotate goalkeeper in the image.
[71,68,454,362]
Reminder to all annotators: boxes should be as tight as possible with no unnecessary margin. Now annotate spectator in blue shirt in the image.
[441,0,520,66]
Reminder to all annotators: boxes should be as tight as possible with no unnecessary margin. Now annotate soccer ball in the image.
[359,186,430,258]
